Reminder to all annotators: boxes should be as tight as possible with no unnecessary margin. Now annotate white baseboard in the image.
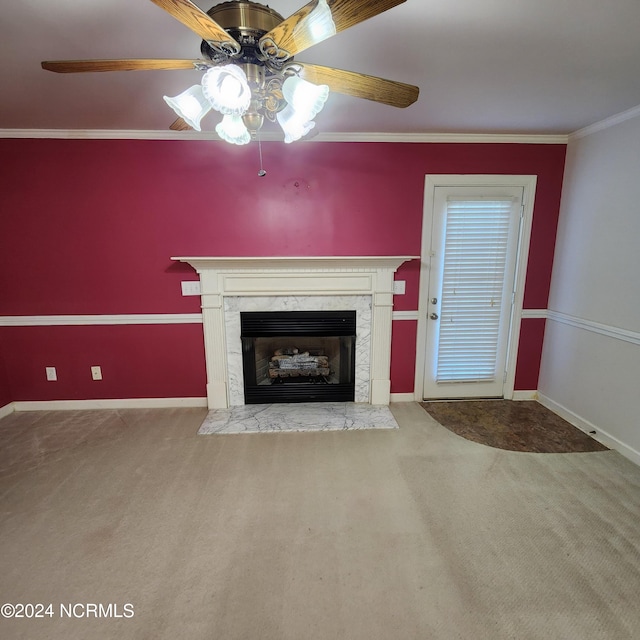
[0,402,15,419]
[512,390,538,401]
[390,393,416,403]
[12,397,208,412]
[538,393,640,467]
[394,391,538,402]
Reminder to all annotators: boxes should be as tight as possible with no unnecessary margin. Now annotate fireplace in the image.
[170,256,417,408]
[241,310,356,403]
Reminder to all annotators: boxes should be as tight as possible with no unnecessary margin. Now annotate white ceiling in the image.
[2,0,640,136]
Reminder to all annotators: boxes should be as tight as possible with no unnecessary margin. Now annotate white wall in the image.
[539,109,640,464]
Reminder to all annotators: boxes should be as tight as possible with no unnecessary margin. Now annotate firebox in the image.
[240,310,356,404]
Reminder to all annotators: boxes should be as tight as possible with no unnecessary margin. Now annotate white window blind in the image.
[436,197,514,383]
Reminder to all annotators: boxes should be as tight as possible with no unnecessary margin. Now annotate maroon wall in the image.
[0,348,11,407]
[2,325,205,402]
[513,318,547,391]
[0,138,565,402]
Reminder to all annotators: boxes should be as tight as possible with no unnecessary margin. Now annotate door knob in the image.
[430,313,439,320]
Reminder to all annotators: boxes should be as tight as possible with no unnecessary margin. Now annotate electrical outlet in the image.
[91,366,102,381]
[46,366,57,381]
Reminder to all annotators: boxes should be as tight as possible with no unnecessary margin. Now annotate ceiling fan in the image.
[41,0,420,144]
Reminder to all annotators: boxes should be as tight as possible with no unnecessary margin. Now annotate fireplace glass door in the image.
[241,311,356,404]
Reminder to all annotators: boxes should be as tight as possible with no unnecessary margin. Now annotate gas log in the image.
[269,350,330,378]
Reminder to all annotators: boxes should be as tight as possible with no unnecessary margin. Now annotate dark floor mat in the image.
[420,400,608,453]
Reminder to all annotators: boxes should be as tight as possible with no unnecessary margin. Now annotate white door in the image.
[423,186,523,399]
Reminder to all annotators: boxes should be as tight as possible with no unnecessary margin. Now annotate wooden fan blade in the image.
[41,59,206,73]
[298,63,419,108]
[170,117,193,131]
[149,0,241,55]
[259,0,406,60]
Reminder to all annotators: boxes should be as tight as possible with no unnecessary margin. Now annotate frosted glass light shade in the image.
[163,84,211,131]
[215,114,251,145]
[276,105,316,144]
[202,65,251,116]
[282,76,329,122]
[294,0,336,44]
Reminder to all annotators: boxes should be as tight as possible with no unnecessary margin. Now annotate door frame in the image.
[413,175,538,401]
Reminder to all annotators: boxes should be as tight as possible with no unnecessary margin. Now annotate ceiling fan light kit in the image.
[282,75,329,121]
[215,113,252,144]
[291,0,336,45]
[162,84,212,131]
[276,105,316,143]
[41,0,419,145]
[201,64,253,116]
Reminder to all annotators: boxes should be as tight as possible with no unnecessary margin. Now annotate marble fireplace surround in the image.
[171,257,416,409]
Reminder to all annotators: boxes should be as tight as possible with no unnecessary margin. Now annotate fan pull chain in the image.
[257,136,266,177]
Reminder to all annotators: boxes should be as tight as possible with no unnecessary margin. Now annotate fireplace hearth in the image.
[241,311,356,403]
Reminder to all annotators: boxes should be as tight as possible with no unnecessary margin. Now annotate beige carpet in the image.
[1,403,640,639]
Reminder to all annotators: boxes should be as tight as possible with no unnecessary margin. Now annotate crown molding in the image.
[315,132,568,144]
[569,102,640,141]
[0,128,568,144]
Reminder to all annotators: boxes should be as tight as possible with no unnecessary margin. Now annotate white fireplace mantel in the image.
[172,256,418,408]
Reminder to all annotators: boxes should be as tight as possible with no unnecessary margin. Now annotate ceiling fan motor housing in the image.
[200,1,285,65]
[200,1,297,134]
